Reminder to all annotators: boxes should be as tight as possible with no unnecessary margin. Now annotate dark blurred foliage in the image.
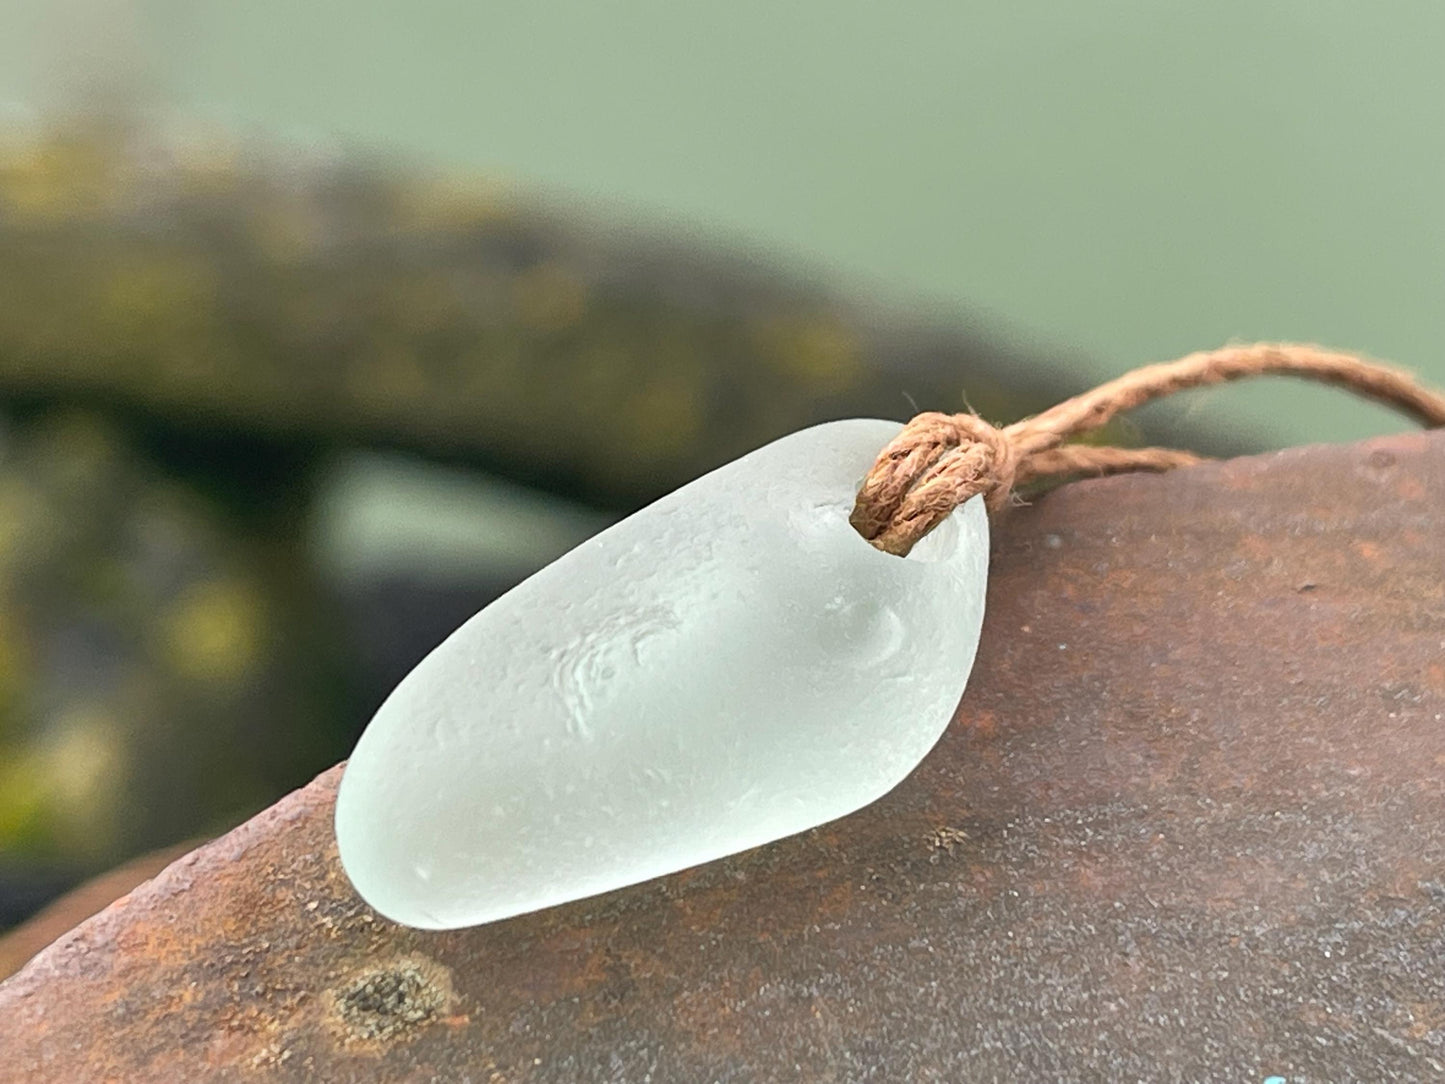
[0,408,352,883]
[0,119,1238,929]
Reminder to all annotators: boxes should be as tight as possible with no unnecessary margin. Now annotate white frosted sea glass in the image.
[335,419,989,929]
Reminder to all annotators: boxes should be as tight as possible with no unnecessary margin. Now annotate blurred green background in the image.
[0,1,1440,934]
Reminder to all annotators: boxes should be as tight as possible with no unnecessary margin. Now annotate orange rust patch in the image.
[1353,540,1383,562]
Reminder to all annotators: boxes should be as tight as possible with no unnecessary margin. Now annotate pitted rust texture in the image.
[328,954,457,1044]
[1,432,1442,1082]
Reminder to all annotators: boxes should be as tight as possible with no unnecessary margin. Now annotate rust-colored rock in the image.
[2,432,1443,1082]
[0,841,199,983]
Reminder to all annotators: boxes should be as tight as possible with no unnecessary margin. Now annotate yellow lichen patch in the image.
[97,253,220,346]
[511,262,588,333]
[394,172,516,232]
[754,314,862,392]
[614,370,705,464]
[0,132,123,222]
[162,578,267,689]
[38,707,129,858]
[0,709,130,858]
[0,748,48,850]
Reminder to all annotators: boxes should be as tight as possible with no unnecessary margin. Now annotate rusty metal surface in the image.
[1,431,1442,1082]
[0,841,200,982]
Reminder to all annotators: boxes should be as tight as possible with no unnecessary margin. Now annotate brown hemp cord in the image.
[851,342,1445,557]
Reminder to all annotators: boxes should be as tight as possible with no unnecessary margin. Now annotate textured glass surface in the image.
[335,419,989,929]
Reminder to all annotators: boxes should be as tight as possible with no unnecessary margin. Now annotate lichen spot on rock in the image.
[331,956,454,1044]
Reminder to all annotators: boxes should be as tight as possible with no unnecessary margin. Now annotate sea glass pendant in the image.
[335,419,990,929]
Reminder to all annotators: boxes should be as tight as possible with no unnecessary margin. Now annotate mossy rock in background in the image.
[0,408,348,881]
[0,120,1187,511]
